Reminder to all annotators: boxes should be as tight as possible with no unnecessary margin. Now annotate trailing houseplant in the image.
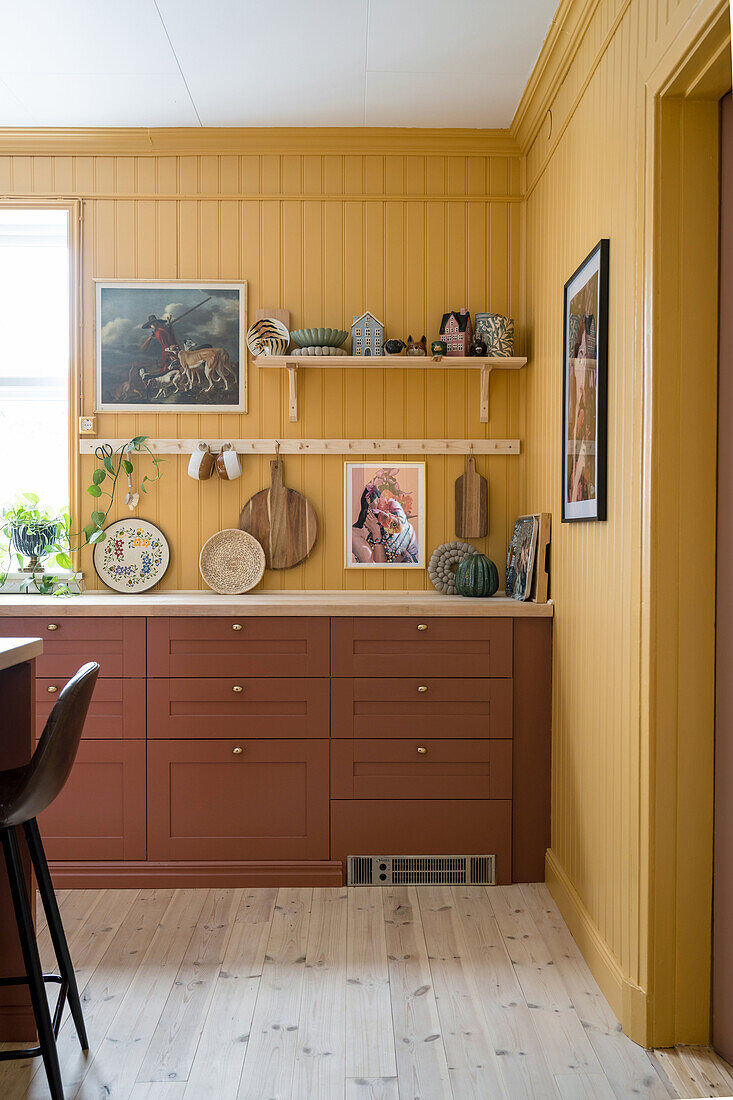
[0,436,163,595]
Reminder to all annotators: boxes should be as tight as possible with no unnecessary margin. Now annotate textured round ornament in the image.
[93,519,169,593]
[199,528,265,595]
[428,540,475,595]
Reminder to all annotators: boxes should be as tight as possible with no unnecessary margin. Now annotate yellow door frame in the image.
[640,0,731,1048]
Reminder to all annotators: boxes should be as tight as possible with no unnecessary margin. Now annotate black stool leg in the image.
[1,826,64,1100]
[23,818,89,1052]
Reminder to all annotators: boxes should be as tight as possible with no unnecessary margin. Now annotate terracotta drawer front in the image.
[37,739,146,861]
[331,738,511,800]
[331,617,513,678]
[332,677,512,740]
[0,617,145,678]
[330,799,512,885]
[147,678,329,739]
[36,678,145,740]
[147,738,329,861]
[147,617,329,677]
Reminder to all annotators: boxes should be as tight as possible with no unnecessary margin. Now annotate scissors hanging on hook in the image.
[95,443,113,465]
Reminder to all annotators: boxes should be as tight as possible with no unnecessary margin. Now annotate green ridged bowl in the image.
[290,327,348,348]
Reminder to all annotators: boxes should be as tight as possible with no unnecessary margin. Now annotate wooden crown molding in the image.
[0,126,521,158]
[510,0,604,153]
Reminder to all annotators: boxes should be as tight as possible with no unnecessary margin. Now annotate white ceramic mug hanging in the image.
[188,442,215,481]
[215,443,242,481]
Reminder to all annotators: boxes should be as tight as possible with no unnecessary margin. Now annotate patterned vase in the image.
[474,313,514,357]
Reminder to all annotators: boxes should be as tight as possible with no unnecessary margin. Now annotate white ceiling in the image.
[0,0,558,129]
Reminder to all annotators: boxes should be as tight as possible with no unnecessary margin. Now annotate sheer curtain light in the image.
[0,208,69,513]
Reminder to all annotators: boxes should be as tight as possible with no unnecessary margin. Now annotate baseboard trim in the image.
[545,848,649,1046]
[48,859,344,888]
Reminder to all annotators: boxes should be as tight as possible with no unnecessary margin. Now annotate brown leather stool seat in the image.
[0,661,99,1100]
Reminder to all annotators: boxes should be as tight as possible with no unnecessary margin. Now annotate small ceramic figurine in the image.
[383,338,406,356]
[431,339,447,356]
[406,334,427,356]
[469,335,487,357]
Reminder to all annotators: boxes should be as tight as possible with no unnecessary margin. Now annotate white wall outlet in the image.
[79,415,96,435]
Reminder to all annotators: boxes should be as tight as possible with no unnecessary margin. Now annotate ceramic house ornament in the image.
[351,311,384,356]
[439,307,473,356]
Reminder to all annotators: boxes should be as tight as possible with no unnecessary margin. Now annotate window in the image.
[0,208,70,511]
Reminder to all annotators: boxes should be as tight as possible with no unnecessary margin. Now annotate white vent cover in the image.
[347,854,496,887]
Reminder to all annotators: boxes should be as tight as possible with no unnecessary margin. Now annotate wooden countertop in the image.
[0,590,553,618]
[0,637,43,671]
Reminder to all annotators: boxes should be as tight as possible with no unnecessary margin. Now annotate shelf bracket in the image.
[286,365,299,422]
[480,365,492,423]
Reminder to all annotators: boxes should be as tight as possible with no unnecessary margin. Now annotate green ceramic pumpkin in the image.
[455,552,499,598]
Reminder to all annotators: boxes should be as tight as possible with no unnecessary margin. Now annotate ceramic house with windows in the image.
[351,311,384,356]
[439,308,473,356]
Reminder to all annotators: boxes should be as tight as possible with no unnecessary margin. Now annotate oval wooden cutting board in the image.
[239,459,318,570]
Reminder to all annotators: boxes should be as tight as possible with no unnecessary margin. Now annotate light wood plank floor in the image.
[0,883,730,1099]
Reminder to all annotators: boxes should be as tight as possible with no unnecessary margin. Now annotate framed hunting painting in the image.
[562,240,609,521]
[95,281,247,413]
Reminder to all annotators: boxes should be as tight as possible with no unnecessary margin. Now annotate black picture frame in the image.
[561,239,609,522]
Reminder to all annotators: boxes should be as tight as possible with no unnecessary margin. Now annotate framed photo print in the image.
[562,239,609,521]
[346,463,425,569]
[506,514,539,601]
[95,281,247,413]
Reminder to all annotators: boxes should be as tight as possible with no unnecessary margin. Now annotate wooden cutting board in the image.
[239,460,318,570]
[455,456,488,538]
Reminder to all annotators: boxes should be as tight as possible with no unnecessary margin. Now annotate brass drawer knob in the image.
[417,745,428,754]
[47,685,58,694]
[417,623,428,631]
[46,623,59,631]
[232,746,244,755]
[232,623,242,631]
[417,685,428,693]
[232,685,243,693]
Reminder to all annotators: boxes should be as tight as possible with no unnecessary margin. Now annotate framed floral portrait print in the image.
[562,240,609,521]
[345,462,425,568]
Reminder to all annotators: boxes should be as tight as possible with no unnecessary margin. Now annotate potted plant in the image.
[1,496,72,574]
[0,437,163,596]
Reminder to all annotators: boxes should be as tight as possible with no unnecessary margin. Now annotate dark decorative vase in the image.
[10,522,59,573]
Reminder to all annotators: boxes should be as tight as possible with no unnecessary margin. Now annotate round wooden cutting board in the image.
[239,459,318,570]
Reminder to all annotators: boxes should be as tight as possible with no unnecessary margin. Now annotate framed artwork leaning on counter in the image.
[346,462,425,568]
[95,280,247,414]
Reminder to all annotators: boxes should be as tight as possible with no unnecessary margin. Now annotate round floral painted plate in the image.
[93,519,170,593]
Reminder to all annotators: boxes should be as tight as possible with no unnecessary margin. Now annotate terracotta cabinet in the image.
[147,738,329,861]
[331,616,513,678]
[0,610,551,887]
[37,739,146,861]
[147,617,329,678]
[0,616,145,678]
[36,678,146,740]
[147,677,329,739]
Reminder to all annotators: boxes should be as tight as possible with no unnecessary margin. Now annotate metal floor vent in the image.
[347,854,496,887]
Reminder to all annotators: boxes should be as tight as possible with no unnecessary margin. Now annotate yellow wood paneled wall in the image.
[0,140,522,589]
[518,0,729,1046]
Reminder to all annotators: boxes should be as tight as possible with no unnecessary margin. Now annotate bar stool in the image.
[0,661,99,1100]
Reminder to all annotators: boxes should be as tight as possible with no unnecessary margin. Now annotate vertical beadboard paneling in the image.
[520,0,717,1024]
[2,141,522,589]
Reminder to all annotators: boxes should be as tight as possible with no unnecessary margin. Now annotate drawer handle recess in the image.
[417,623,428,631]
[417,745,428,754]
[232,746,244,755]
[46,623,59,631]
[232,685,244,693]
[417,685,428,693]
[47,685,58,694]
[232,623,242,631]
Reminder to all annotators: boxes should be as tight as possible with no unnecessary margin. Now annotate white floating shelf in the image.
[79,438,520,457]
[253,354,527,422]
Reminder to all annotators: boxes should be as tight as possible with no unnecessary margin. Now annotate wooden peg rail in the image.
[79,438,521,456]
